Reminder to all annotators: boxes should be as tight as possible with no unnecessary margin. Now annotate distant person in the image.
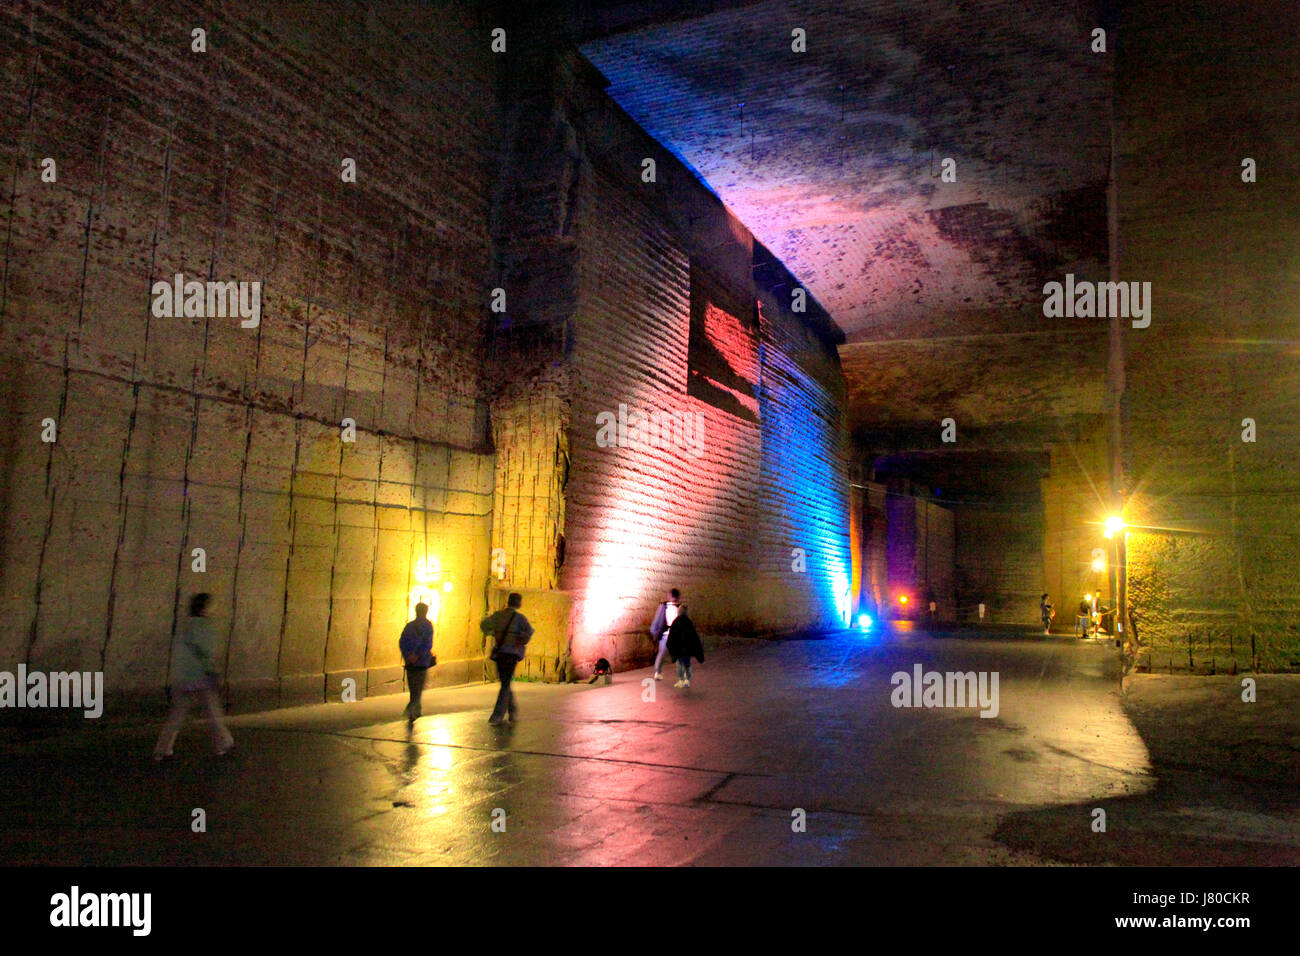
[1040,593,1054,635]
[650,588,684,681]
[153,593,235,761]
[667,606,704,688]
[399,603,436,724]
[482,593,533,725]
[1076,598,1092,637]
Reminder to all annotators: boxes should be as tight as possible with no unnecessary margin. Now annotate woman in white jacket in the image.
[153,593,235,760]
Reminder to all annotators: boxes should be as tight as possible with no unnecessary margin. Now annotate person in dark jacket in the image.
[153,592,235,760]
[666,609,704,688]
[649,588,684,681]
[1040,593,1054,635]
[481,592,533,724]
[399,603,435,724]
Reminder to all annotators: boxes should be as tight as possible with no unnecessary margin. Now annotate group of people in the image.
[399,591,535,726]
[155,585,702,758]
[399,588,703,724]
[1041,592,1120,639]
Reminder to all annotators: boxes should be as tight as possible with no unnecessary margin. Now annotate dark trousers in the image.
[491,655,518,720]
[405,666,428,718]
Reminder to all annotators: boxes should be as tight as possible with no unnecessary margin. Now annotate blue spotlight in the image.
[857,613,873,631]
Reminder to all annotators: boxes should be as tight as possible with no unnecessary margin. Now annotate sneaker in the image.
[152,751,173,763]
[673,680,686,688]
[654,672,663,681]
[488,714,505,725]
[683,679,690,687]
[215,742,235,757]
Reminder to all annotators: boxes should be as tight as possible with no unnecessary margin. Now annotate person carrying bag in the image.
[480,592,533,724]
[399,602,436,723]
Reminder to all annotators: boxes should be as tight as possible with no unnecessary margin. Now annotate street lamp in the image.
[1102,516,1128,641]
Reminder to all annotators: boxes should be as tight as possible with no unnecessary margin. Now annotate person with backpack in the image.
[481,592,533,724]
[399,602,435,724]
[666,606,704,688]
[649,587,685,681]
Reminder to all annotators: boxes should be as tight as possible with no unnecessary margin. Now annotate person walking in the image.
[482,592,533,725]
[153,593,235,761]
[399,602,435,724]
[666,606,704,688]
[1040,593,1055,635]
[649,588,684,681]
[1076,597,1092,638]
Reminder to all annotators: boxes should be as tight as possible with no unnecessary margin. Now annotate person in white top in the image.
[649,588,684,681]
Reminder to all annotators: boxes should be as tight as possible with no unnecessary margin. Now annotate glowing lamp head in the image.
[898,595,908,605]
[442,581,453,593]
[1091,557,1105,573]
[1085,593,1092,602]
[1103,516,1125,538]
[857,613,873,630]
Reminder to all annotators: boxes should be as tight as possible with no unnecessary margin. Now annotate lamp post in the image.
[1104,516,1126,640]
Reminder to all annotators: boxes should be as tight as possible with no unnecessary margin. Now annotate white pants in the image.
[653,634,669,674]
[154,686,234,756]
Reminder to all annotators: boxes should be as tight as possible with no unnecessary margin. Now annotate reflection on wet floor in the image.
[4,628,1293,865]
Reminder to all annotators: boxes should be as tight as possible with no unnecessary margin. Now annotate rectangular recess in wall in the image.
[687,261,759,423]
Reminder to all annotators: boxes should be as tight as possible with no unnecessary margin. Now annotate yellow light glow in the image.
[1091,557,1105,572]
[1103,516,1124,538]
[442,581,453,593]
[1085,593,1092,601]
[899,595,908,605]
[407,588,441,624]
[414,556,441,585]
[423,719,454,817]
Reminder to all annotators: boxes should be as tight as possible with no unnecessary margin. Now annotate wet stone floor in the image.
[2,627,1297,865]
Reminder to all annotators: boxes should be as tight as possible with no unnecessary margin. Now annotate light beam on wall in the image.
[409,555,448,623]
